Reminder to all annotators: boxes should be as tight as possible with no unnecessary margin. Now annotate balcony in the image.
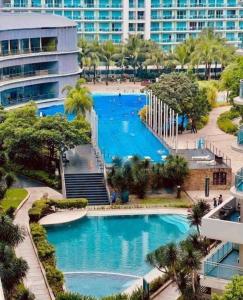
[201,197,243,244]
[0,82,58,107]
[0,69,56,84]
[202,242,243,290]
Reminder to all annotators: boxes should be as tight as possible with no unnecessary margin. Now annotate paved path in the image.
[153,282,180,300]
[14,187,62,300]
[40,210,86,226]
[178,106,243,173]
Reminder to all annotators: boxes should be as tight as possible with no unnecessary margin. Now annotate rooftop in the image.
[176,148,230,169]
[0,13,76,31]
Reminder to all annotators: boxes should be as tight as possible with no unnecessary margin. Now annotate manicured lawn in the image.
[0,188,28,211]
[130,193,192,208]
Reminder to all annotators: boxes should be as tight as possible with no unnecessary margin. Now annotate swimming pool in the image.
[39,93,169,163]
[46,214,191,297]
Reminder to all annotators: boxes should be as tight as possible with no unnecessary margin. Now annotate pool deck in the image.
[39,210,87,226]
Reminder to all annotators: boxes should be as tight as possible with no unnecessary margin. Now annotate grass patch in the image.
[0,188,28,211]
[130,193,192,208]
[217,108,240,134]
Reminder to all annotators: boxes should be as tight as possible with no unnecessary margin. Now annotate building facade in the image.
[1,0,243,51]
[0,13,80,107]
[201,84,243,295]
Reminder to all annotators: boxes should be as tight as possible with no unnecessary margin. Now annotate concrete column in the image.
[175,113,178,151]
[240,80,243,99]
[239,244,243,268]
[172,110,175,147]
[144,0,151,40]
[155,96,158,133]
[169,108,172,144]
[122,0,129,42]
[149,92,152,127]
[163,103,166,139]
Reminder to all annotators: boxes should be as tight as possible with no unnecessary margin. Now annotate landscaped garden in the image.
[1,28,243,300]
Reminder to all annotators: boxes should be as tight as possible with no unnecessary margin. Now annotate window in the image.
[213,172,227,185]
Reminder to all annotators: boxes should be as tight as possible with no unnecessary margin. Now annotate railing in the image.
[203,242,243,280]
[59,155,66,198]
[235,168,243,192]
[0,69,56,82]
[237,125,243,145]
[2,92,58,107]
[205,140,231,167]
[0,46,57,58]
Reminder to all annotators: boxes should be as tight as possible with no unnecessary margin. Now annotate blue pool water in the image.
[39,94,169,163]
[46,214,191,297]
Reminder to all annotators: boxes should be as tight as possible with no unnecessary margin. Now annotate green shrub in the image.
[28,199,51,222]
[56,293,96,300]
[5,206,15,219]
[36,239,55,261]
[4,173,15,188]
[30,223,46,241]
[14,284,35,300]
[196,115,209,130]
[45,265,64,296]
[217,108,240,134]
[21,169,60,189]
[50,198,88,209]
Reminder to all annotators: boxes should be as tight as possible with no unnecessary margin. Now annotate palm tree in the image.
[88,40,100,84]
[113,44,128,80]
[78,38,90,71]
[180,241,202,295]
[164,155,189,198]
[125,35,144,83]
[188,200,210,234]
[145,47,166,70]
[173,43,190,70]
[63,79,93,119]
[0,243,28,299]
[0,215,25,247]
[100,40,117,85]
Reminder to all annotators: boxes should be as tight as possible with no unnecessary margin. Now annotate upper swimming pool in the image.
[39,93,169,163]
[46,214,191,297]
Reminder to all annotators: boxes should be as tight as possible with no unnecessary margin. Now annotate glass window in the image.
[30,38,41,52]
[213,172,227,185]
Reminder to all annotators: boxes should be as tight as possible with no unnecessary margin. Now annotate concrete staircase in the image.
[64,173,110,205]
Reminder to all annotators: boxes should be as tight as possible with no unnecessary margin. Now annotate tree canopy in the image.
[147,72,210,123]
[0,103,90,171]
[212,276,243,300]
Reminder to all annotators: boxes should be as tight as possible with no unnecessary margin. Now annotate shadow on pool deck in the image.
[64,145,100,174]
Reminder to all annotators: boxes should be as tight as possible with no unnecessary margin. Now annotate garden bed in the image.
[0,188,28,211]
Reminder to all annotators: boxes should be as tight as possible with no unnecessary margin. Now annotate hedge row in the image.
[217,108,240,134]
[29,198,88,296]
[30,222,64,295]
[29,198,88,222]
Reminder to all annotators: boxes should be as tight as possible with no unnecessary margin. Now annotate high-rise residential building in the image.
[0,13,80,107]
[1,0,243,51]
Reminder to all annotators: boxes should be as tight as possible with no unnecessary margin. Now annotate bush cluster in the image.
[29,198,88,222]
[21,169,61,189]
[29,197,88,296]
[217,108,240,134]
[30,222,64,295]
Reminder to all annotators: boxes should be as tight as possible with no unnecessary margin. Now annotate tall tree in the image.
[100,40,117,85]
[63,79,93,118]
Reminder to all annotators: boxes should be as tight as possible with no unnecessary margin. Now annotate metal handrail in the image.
[0,69,56,82]
[0,46,57,57]
[3,92,57,107]
[59,155,66,198]
[205,140,231,167]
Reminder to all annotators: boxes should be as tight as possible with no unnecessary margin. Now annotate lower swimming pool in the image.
[39,93,169,163]
[46,214,191,297]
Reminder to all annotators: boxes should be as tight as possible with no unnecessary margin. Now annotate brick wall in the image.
[183,168,232,191]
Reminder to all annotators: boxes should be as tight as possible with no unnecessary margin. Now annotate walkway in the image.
[153,283,180,300]
[39,210,86,226]
[14,187,62,300]
[178,106,243,173]
[64,145,100,174]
